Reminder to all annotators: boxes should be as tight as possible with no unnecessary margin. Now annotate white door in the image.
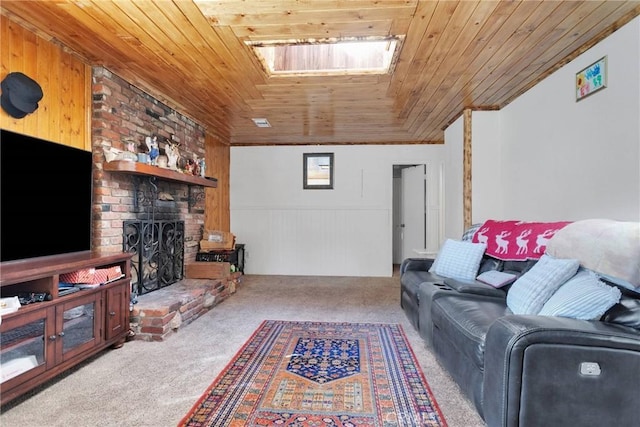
[400,165,426,262]
[392,176,403,264]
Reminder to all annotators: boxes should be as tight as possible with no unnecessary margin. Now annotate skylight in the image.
[248,36,402,76]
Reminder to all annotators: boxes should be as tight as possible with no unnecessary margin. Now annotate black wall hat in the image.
[1,72,44,119]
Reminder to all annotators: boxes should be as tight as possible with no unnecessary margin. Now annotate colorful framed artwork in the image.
[576,56,607,101]
[303,153,334,189]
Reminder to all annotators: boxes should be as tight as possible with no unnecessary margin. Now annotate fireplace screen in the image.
[123,220,184,296]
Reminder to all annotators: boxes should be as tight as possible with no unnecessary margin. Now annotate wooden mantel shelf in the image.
[104,160,217,188]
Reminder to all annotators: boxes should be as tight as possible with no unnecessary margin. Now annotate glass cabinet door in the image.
[0,309,50,386]
[58,293,101,361]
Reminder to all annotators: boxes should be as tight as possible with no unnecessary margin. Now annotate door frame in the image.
[392,163,427,265]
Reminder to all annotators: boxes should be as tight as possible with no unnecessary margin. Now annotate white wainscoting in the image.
[231,144,446,277]
[233,207,391,277]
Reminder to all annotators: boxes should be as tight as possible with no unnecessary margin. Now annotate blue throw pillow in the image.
[539,270,622,320]
[429,239,487,281]
[506,254,580,315]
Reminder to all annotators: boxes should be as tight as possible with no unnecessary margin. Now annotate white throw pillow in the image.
[429,239,487,281]
[477,271,517,288]
[539,270,621,320]
[506,254,580,315]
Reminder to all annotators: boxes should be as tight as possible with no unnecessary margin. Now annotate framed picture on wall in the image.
[303,153,334,189]
[576,56,607,101]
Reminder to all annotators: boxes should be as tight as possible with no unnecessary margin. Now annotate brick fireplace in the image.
[91,67,205,259]
[91,67,238,341]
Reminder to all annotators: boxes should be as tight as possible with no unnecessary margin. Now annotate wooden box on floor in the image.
[185,262,231,279]
[200,230,236,251]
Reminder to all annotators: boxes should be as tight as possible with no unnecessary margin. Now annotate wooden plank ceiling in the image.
[1,1,638,146]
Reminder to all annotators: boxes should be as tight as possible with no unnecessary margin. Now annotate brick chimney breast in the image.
[91,66,205,264]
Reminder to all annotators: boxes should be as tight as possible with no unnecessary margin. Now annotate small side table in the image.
[413,249,437,258]
[196,243,245,273]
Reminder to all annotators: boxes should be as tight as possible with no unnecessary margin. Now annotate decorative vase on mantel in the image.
[157,155,168,168]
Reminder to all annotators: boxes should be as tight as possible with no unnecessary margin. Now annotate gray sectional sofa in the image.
[400,219,640,427]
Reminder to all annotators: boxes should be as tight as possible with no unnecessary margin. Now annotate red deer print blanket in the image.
[472,220,572,261]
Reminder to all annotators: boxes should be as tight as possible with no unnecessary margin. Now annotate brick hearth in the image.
[130,273,242,341]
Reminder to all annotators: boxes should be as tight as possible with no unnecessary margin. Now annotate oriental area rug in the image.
[179,320,447,427]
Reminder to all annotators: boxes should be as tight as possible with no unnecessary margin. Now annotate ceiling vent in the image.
[252,118,271,128]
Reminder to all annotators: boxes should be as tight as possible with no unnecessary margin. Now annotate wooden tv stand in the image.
[0,251,132,405]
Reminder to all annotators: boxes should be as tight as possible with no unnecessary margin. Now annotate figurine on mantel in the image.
[136,140,150,164]
[125,140,136,153]
[121,139,138,162]
[145,136,159,166]
[199,157,206,177]
[192,154,201,177]
[165,142,180,170]
[184,158,195,175]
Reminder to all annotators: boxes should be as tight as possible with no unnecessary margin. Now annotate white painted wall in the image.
[443,117,464,240]
[443,110,503,238]
[446,16,640,232]
[231,145,445,276]
[499,16,640,222]
[471,111,503,223]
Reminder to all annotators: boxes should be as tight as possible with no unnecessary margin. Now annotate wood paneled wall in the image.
[204,133,230,232]
[3,15,230,234]
[0,15,91,149]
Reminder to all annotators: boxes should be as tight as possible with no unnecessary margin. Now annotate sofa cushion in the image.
[401,270,444,301]
[432,296,510,369]
[501,259,537,276]
[400,257,434,276]
[429,239,487,281]
[539,270,621,320]
[462,223,482,241]
[444,278,507,298]
[478,256,502,274]
[416,282,458,345]
[601,285,640,330]
[506,254,580,315]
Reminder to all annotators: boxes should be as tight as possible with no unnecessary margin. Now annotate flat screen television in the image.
[1,129,93,263]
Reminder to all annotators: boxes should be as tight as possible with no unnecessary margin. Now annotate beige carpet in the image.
[0,272,485,427]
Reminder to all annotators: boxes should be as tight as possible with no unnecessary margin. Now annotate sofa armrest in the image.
[443,278,506,298]
[399,257,435,275]
[483,315,640,427]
